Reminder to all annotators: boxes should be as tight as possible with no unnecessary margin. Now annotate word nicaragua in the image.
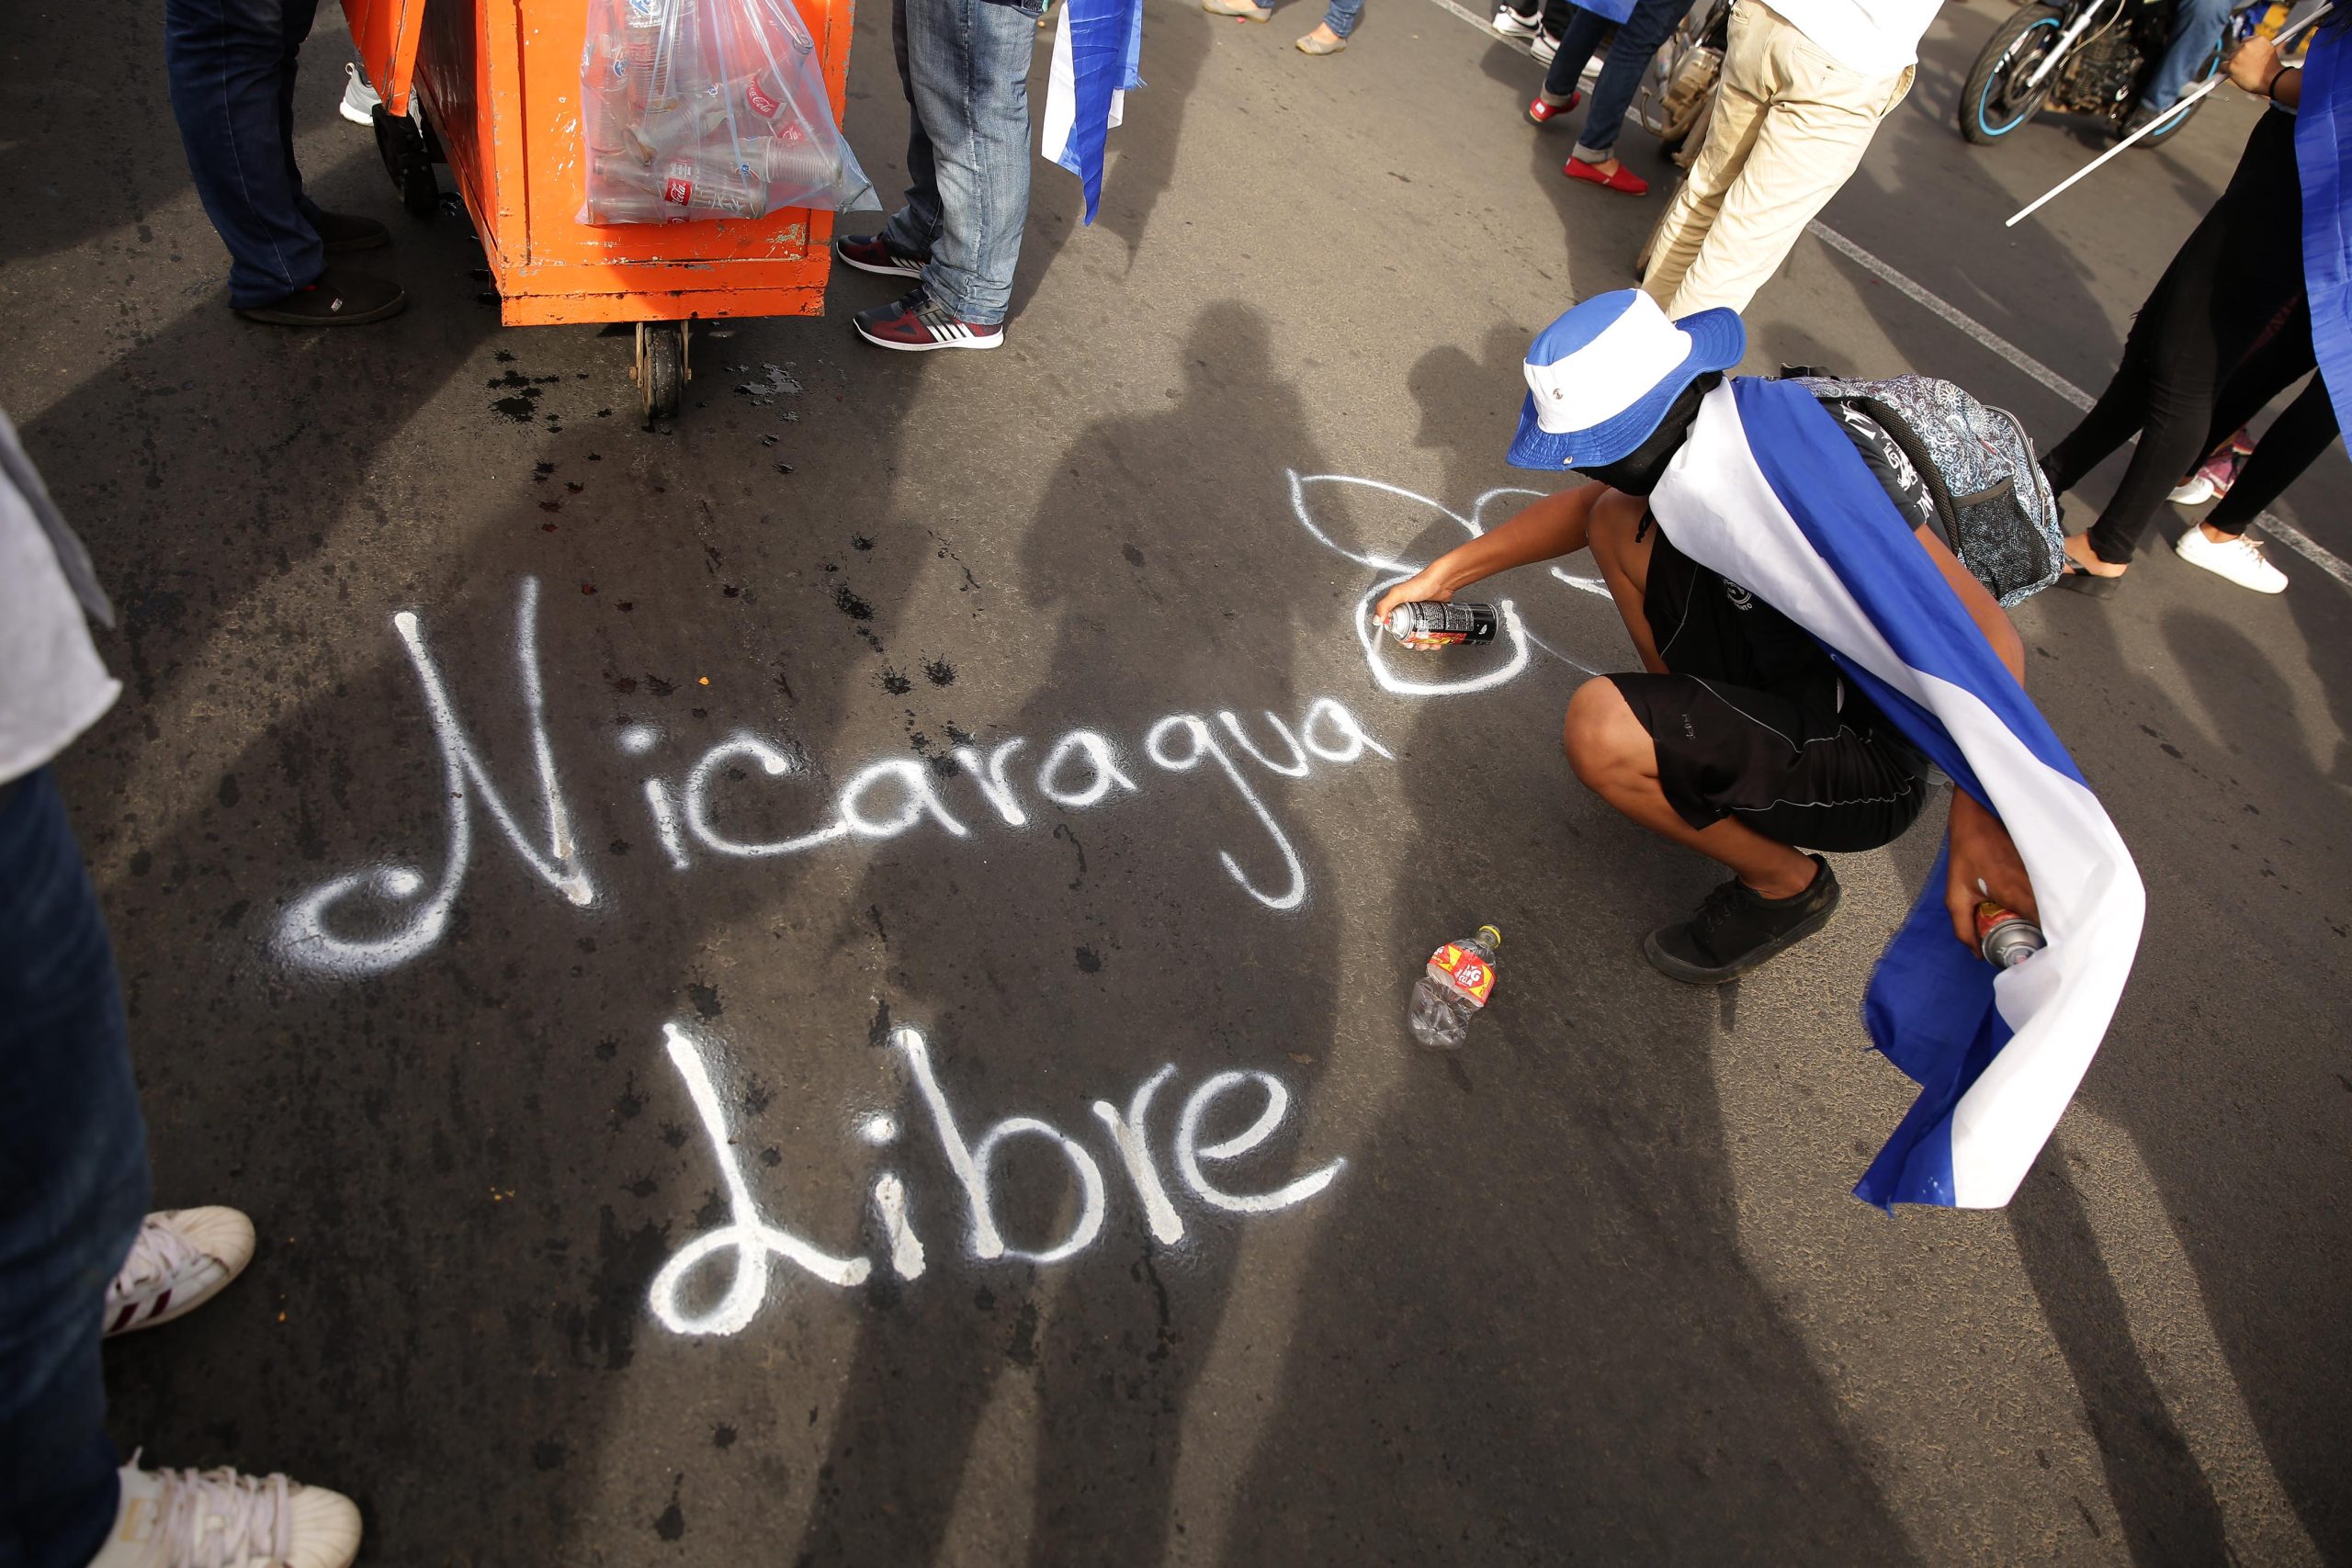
[275,578,1394,976]
[649,1021,1341,1335]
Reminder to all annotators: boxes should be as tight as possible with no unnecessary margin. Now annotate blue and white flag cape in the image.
[2298,25,2352,455]
[1651,379,2145,1210]
[1041,0,1145,224]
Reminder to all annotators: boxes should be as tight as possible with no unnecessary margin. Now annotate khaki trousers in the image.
[1640,1,1914,317]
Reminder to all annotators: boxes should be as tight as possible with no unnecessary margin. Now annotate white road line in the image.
[1802,221,2098,407]
[1405,0,2352,591]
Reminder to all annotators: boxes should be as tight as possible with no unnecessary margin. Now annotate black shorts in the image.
[1611,525,1928,854]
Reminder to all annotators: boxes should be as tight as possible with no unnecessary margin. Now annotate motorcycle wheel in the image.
[2137,43,2225,147]
[1959,3,2069,144]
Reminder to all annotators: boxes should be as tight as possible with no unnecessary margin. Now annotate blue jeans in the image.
[1544,0,1697,157]
[883,0,1038,325]
[2143,0,2232,110]
[1322,0,1365,39]
[0,772,149,1568]
[164,0,328,308]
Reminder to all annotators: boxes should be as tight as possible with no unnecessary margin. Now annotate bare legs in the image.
[1562,491,1820,899]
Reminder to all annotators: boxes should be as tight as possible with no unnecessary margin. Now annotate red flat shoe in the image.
[1564,157,1648,195]
[1524,89,1580,127]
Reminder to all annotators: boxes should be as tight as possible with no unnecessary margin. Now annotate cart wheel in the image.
[635,322,686,424]
[372,103,439,218]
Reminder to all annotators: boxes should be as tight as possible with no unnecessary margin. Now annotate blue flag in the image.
[1652,379,2146,1210]
[2297,27,2352,455]
[1042,0,1146,223]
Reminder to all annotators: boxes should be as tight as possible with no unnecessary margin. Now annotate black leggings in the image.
[2041,110,2335,563]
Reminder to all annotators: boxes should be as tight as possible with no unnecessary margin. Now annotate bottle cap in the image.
[1476,924,1501,949]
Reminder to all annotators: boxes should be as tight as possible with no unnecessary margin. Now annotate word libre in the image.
[274,577,1395,977]
[649,1021,1341,1334]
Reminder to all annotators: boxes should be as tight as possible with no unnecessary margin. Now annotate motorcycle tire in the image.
[1959,3,2070,144]
[2136,43,2226,147]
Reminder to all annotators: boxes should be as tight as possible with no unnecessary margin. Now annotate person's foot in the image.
[1492,2,1541,36]
[311,210,389,254]
[834,231,929,277]
[1203,0,1274,18]
[1644,854,1840,985]
[853,288,1003,352]
[339,61,380,127]
[2167,473,2218,505]
[234,266,406,327]
[1525,89,1581,125]
[2174,522,2288,592]
[1296,22,1346,51]
[2118,102,2176,142]
[85,1455,362,1568]
[2055,532,2126,594]
[105,1208,257,1337]
[1565,155,1647,195]
[1530,27,1562,62]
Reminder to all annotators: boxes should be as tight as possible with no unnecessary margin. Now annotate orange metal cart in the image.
[342,0,854,419]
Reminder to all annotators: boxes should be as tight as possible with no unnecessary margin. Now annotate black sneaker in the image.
[1643,854,1840,985]
[311,209,390,253]
[852,288,1002,352]
[834,231,928,277]
[2118,104,2165,143]
[234,266,407,327]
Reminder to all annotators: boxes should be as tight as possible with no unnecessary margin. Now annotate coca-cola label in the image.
[662,169,695,207]
[1426,943,1495,1007]
[746,77,781,118]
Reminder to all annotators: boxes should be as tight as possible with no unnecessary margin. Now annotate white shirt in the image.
[1,410,119,784]
[1758,0,1943,79]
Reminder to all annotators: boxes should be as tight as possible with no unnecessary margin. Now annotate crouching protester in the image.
[1378,291,2147,1207]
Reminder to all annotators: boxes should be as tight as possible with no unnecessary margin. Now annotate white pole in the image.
[2006,1,2333,229]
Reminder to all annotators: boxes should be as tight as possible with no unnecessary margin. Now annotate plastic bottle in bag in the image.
[583,33,637,156]
[594,152,770,220]
[728,130,839,192]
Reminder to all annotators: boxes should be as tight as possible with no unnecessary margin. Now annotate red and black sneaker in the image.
[834,231,929,277]
[852,288,1004,353]
[1525,89,1580,127]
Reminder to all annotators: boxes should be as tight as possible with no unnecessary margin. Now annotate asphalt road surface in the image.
[4,0,2349,1561]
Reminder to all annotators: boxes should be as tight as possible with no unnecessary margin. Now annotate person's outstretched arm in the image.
[1371,481,1610,624]
[1910,523,2041,946]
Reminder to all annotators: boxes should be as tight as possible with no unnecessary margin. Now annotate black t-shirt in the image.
[1669,395,1937,695]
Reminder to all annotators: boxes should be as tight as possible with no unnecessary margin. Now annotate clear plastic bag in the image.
[577,0,878,225]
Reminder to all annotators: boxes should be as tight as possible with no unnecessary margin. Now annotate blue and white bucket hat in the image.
[1506,289,1746,471]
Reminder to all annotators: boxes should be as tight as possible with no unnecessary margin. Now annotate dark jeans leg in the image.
[0,772,150,1568]
[2209,375,2340,533]
[163,0,326,308]
[1542,5,1612,97]
[2049,219,2228,565]
[1571,0,1698,156]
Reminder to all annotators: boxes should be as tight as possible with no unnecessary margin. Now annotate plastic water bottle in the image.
[1408,924,1500,1050]
[582,34,637,156]
[593,153,770,220]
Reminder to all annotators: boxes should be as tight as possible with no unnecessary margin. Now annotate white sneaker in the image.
[2167,474,2217,505]
[2174,524,2288,593]
[339,62,380,127]
[104,1209,256,1337]
[87,1454,361,1568]
[1531,27,1561,62]
[1492,3,1541,36]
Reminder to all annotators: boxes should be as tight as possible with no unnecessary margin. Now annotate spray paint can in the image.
[1383,601,1498,650]
[1975,901,2044,968]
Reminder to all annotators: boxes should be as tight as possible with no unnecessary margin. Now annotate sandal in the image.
[2056,557,2123,597]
